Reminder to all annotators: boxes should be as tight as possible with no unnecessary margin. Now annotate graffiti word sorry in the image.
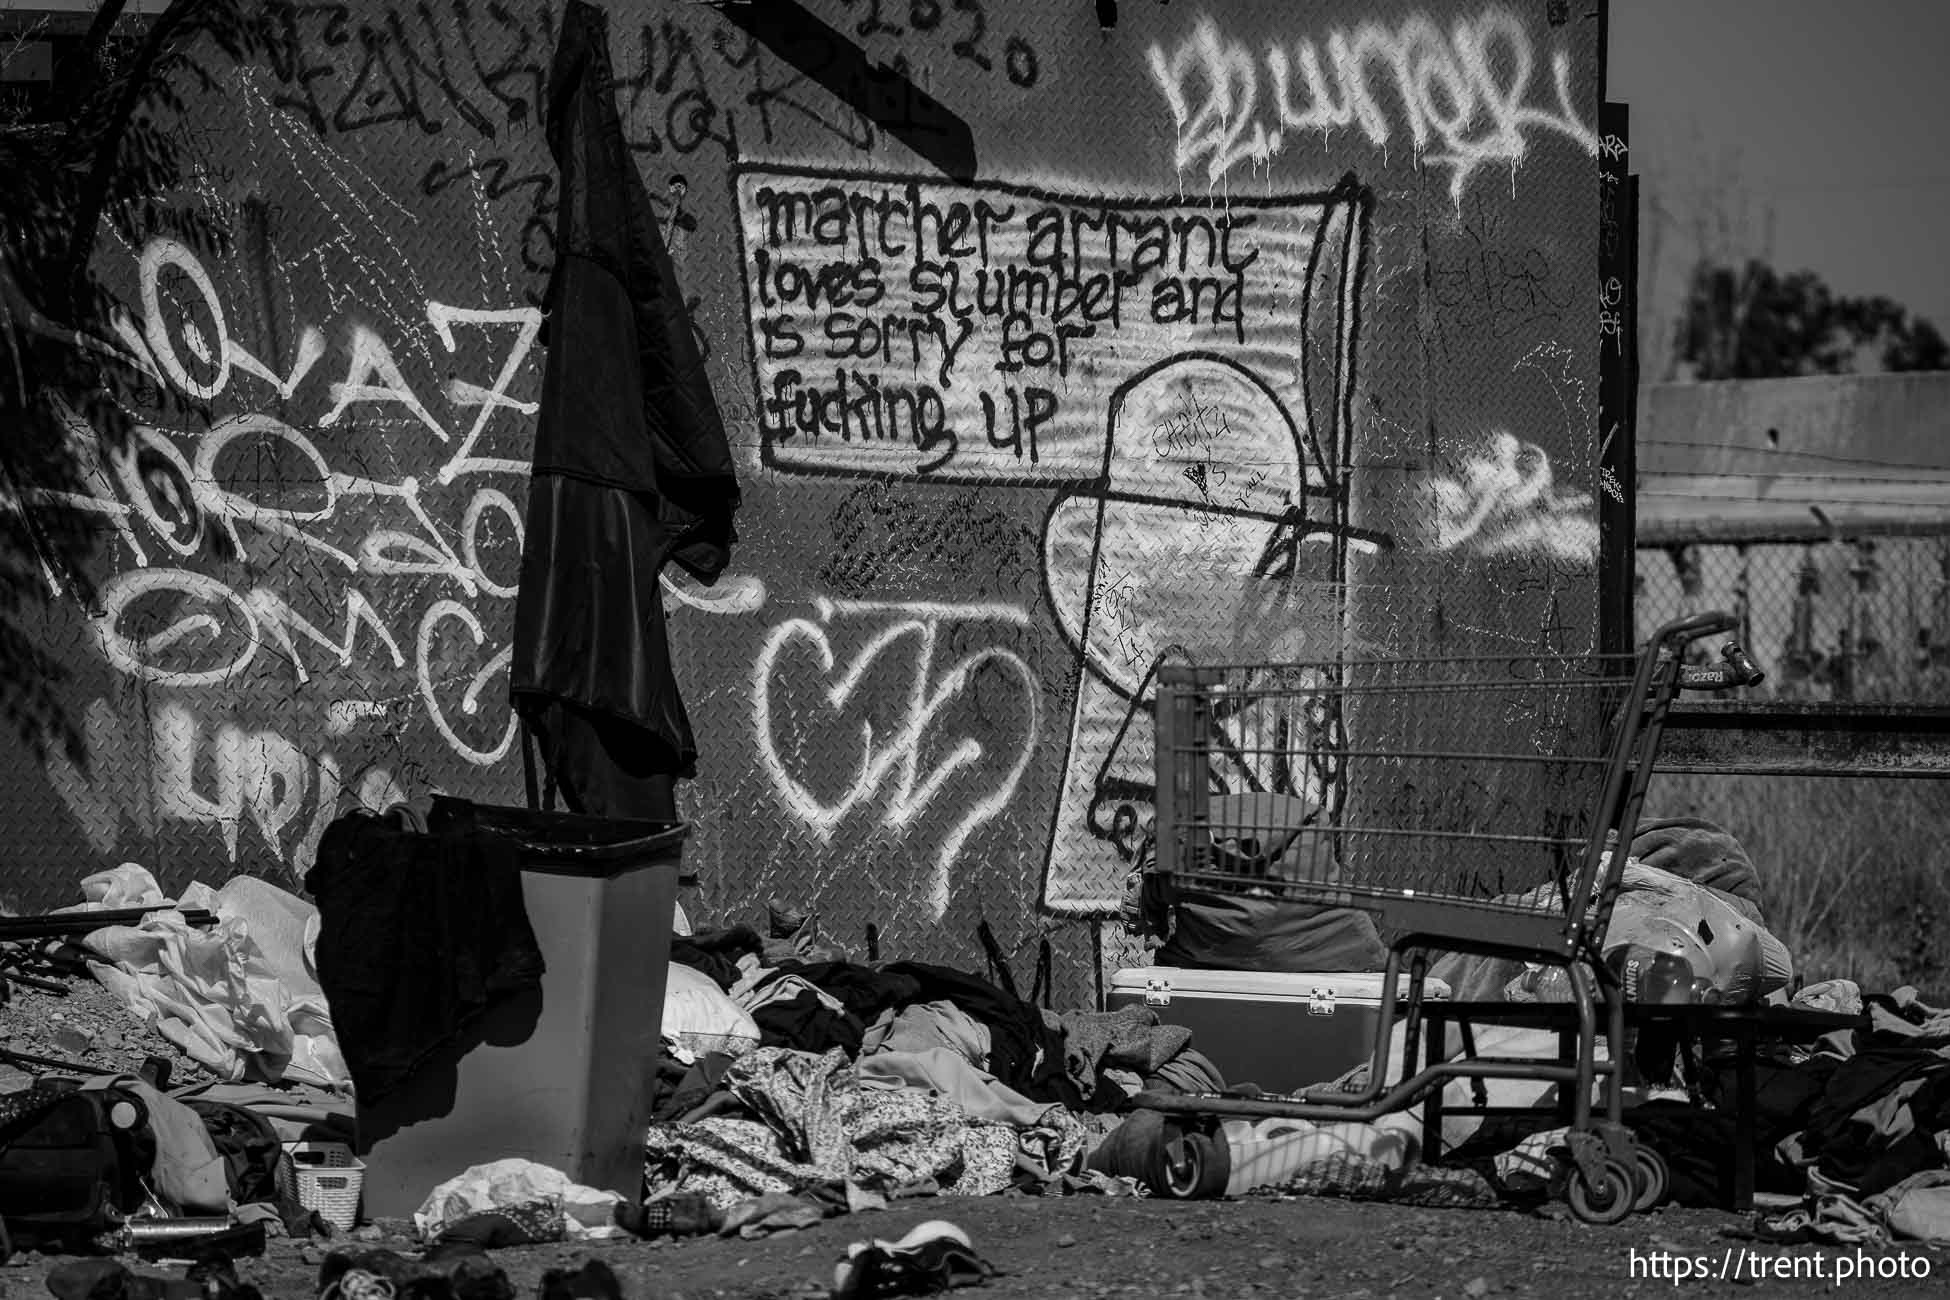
[46,697,405,871]
[1148,8,1597,204]
[753,598,1040,920]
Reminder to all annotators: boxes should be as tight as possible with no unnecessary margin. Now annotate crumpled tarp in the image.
[72,865,347,1088]
[644,1047,1088,1212]
[414,1158,626,1242]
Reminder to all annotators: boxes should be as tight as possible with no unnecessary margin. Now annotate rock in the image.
[0,1065,33,1093]
[1257,1256,1282,1270]
[50,1025,94,1056]
[1056,1233,1078,1248]
[1465,1278,1490,1298]
[352,1225,385,1242]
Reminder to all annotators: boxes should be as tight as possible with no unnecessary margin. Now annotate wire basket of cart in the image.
[1134,612,1765,1223]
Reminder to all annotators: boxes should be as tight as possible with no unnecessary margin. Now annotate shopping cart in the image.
[1132,612,1764,1222]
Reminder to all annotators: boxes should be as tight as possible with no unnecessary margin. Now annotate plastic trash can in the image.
[353,797,688,1219]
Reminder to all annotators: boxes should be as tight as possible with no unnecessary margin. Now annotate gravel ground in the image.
[0,968,219,1087]
[7,1197,1941,1299]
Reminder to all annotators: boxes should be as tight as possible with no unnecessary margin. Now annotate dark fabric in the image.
[184,1100,284,1208]
[880,961,1084,1109]
[539,1259,626,1300]
[1777,1045,1950,1196]
[524,696,681,819]
[774,962,924,1024]
[0,1083,64,1133]
[306,811,544,1106]
[613,1191,721,1238]
[670,926,765,990]
[749,991,866,1057]
[1084,1107,1169,1185]
[1744,1056,1844,1150]
[1625,1101,1801,1208]
[435,1199,566,1248]
[1630,817,1764,912]
[511,0,740,791]
[1139,793,1385,973]
[653,1051,737,1122]
[47,1258,264,1300]
[1156,887,1388,974]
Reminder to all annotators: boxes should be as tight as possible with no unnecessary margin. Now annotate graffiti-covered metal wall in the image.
[4,0,1605,994]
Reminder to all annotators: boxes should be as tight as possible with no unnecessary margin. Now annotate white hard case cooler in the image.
[1107,968,1451,1095]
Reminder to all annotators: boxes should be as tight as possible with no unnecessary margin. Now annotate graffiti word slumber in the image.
[754,599,1040,921]
[1148,9,1597,204]
[738,168,1345,480]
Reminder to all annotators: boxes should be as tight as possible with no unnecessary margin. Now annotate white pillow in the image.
[663,961,760,1060]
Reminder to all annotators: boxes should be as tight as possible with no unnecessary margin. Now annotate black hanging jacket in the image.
[510,0,740,781]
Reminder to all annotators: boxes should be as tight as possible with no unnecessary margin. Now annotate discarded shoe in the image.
[316,1247,462,1300]
[612,1192,721,1238]
[434,1198,566,1249]
[316,1243,516,1300]
[447,1254,519,1300]
[537,1259,625,1300]
[831,1220,997,1299]
[46,1256,268,1300]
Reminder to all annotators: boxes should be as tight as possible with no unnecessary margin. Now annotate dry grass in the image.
[1644,772,1950,1001]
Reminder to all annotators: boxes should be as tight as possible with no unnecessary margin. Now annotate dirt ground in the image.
[7,1196,1940,1300]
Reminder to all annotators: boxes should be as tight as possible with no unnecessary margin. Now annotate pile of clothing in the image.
[1741,980,1950,1246]
[646,907,1223,1215]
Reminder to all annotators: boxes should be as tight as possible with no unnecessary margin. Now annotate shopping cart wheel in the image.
[1157,1126,1230,1200]
[1631,1147,1670,1212]
[1566,1156,1637,1225]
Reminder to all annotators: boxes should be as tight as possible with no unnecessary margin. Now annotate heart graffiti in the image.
[752,599,1041,921]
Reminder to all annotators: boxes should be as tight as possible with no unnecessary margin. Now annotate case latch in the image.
[1144,973,1173,1007]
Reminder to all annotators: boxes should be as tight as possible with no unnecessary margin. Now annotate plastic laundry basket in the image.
[285,1141,364,1231]
[352,798,688,1219]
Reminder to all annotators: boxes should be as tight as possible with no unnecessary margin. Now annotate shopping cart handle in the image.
[1677,641,1767,692]
[1721,642,1765,687]
[1655,610,1737,644]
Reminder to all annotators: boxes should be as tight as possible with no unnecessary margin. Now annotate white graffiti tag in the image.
[1430,430,1596,563]
[1148,8,1598,205]
[44,696,406,869]
[30,237,540,769]
[754,599,1040,921]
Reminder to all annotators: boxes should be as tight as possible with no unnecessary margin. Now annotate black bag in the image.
[1144,793,1388,973]
[1156,886,1388,973]
[0,1082,150,1252]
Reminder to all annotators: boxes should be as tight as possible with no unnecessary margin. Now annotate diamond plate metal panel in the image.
[4,0,1603,1010]
[0,0,558,911]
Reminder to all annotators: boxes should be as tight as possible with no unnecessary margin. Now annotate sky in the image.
[1607,0,1950,351]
